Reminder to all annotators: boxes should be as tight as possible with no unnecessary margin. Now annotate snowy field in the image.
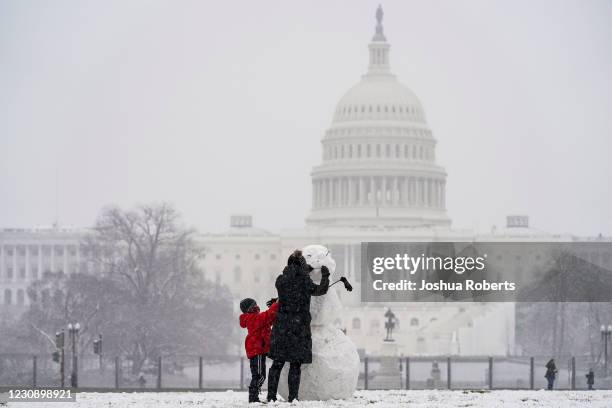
[10,390,612,408]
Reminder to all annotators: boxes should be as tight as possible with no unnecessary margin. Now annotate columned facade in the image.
[311,175,447,210]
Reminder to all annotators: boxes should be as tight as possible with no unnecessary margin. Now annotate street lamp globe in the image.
[68,323,73,330]
[608,325,612,333]
[75,322,81,331]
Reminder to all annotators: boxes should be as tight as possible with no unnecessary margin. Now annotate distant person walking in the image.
[545,359,557,390]
[266,250,330,402]
[586,369,595,390]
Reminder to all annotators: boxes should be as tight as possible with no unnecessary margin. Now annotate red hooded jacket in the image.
[239,302,278,359]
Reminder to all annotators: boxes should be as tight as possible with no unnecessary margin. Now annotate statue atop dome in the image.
[373,5,387,42]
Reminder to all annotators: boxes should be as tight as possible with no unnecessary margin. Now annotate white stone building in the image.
[0,226,85,312]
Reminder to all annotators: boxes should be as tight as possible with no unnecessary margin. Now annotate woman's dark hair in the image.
[287,249,304,266]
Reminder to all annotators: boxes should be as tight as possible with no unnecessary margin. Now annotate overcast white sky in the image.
[1,0,611,236]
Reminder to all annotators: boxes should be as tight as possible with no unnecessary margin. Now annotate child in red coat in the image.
[239,297,278,403]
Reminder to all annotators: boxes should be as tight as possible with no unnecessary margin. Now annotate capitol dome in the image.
[333,77,426,124]
[306,6,451,229]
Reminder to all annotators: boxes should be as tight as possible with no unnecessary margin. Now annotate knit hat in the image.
[240,298,257,313]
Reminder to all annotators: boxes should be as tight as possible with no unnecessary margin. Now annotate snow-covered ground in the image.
[12,390,612,408]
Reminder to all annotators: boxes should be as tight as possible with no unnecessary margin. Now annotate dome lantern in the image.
[367,5,391,76]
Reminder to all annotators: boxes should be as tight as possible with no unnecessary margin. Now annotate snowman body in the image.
[276,245,360,400]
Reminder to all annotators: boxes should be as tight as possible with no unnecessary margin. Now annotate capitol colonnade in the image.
[312,176,446,209]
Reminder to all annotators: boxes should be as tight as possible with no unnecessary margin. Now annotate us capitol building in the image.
[1,7,609,357]
[198,7,557,357]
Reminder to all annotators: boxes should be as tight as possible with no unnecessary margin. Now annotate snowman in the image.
[276,244,360,400]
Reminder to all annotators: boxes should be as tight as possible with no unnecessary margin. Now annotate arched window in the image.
[4,289,11,305]
[404,145,409,158]
[357,145,362,158]
[410,318,419,326]
[376,144,381,157]
[341,145,345,158]
[348,145,353,158]
[419,146,424,159]
[395,145,400,158]
[352,318,361,330]
[412,145,417,158]
[385,144,390,157]
[17,289,24,305]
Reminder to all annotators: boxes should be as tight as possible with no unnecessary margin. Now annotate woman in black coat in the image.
[266,249,330,402]
[545,359,557,390]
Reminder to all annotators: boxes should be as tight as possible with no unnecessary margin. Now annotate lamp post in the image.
[602,324,612,377]
[68,322,80,388]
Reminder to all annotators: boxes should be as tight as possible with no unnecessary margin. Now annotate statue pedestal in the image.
[371,342,401,390]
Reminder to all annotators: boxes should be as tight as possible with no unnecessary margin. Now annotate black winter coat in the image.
[268,262,329,363]
[545,360,557,380]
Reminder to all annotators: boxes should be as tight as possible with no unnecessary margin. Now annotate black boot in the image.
[248,387,260,403]
[287,362,301,402]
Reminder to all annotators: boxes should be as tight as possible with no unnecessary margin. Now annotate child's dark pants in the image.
[248,354,267,402]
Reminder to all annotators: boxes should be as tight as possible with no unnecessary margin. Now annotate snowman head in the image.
[302,244,336,275]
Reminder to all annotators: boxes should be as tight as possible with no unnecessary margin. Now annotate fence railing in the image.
[0,354,610,391]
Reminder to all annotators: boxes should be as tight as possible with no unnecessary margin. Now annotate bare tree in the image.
[517,250,612,363]
[83,203,232,375]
